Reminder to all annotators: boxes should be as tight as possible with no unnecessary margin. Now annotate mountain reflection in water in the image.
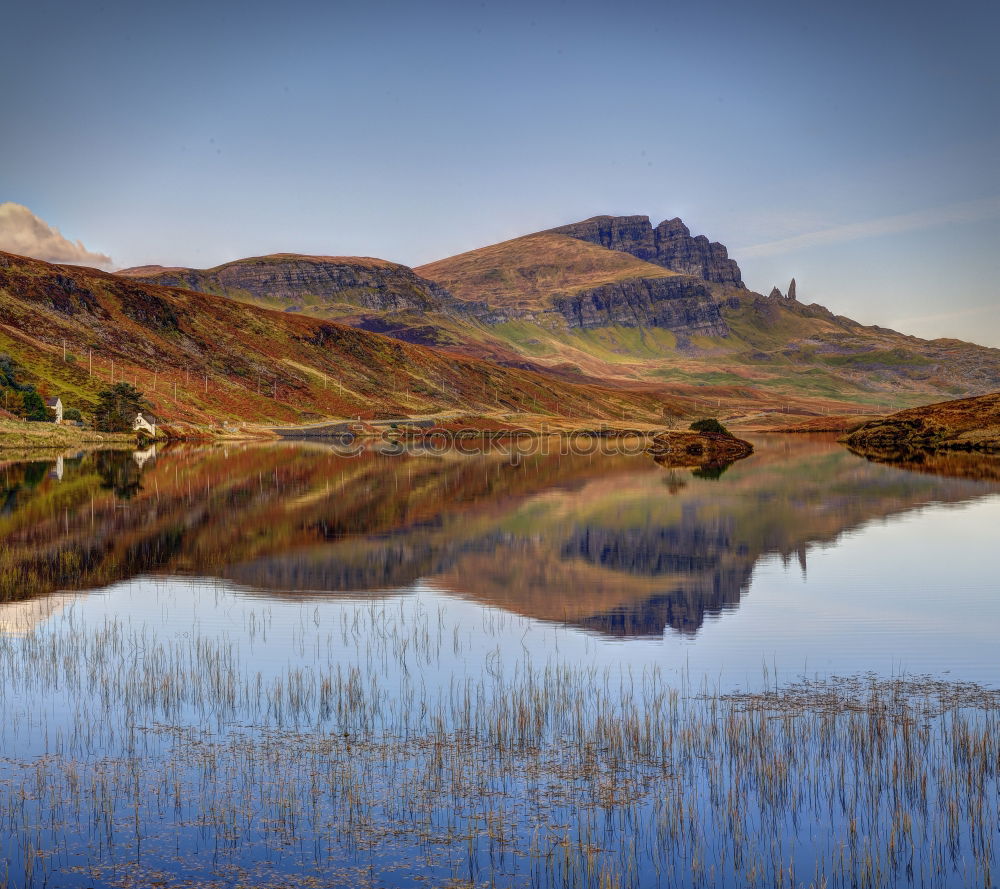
[1,435,998,638]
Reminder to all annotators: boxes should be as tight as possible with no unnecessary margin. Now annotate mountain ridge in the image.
[549,215,745,286]
[0,249,674,428]
[119,252,468,317]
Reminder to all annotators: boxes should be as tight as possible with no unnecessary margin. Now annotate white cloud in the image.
[0,202,113,269]
[737,196,1000,259]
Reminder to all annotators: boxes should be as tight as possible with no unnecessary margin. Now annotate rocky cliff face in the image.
[120,255,465,315]
[550,276,729,336]
[550,215,745,287]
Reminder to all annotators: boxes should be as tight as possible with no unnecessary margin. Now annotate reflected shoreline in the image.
[1,435,999,640]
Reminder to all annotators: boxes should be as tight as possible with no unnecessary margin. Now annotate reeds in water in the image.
[0,594,997,888]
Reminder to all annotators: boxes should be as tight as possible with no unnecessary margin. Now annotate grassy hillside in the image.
[415,232,680,311]
[0,251,676,429]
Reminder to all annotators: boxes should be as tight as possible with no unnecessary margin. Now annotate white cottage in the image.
[45,396,63,424]
[134,411,157,437]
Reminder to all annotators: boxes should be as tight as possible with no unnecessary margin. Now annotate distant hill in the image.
[118,253,466,317]
[0,250,672,427]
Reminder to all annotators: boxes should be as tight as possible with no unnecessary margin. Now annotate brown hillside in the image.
[414,219,1000,411]
[0,251,673,428]
[416,231,680,312]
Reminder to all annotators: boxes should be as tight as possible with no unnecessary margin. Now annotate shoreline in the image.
[0,419,137,450]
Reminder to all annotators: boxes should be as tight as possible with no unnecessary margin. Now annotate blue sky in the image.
[2,0,998,344]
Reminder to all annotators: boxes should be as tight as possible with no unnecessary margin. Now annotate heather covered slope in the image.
[0,251,674,428]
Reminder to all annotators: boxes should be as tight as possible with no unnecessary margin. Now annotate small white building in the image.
[45,396,63,424]
[134,411,157,437]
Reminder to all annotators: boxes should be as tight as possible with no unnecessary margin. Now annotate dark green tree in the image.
[689,418,730,436]
[94,383,148,433]
[21,389,48,421]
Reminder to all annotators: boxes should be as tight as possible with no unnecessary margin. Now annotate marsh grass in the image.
[0,595,997,889]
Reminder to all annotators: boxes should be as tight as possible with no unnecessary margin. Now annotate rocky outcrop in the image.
[787,278,797,301]
[550,276,728,336]
[550,215,745,287]
[119,254,467,315]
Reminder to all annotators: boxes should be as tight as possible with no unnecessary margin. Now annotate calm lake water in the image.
[1,434,999,887]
